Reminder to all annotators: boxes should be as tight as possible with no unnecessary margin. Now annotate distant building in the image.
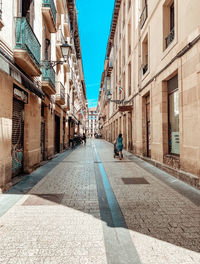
[88,107,98,137]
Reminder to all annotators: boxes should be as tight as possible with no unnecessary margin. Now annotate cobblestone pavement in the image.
[0,139,200,264]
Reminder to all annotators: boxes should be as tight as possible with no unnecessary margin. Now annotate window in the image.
[123,1,126,28]
[168,75,179,155]
[128,62,131,96]
[121,72,125,100]
[140,0,148,29]
[22,0,35,28]
[163,1,175,49]
[128,21,131,56]
[45,39,51,60]
[142,34,148,75]
[128,0,131,11]
[0,0,2,20]
[119,49,121,76]
[123,37,126,66]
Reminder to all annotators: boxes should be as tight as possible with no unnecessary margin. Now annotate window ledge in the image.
[162,36,177,61]
[142,66,150,81]
[0,19,4,31]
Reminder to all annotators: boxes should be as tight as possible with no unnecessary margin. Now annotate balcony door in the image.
[22,0,34,27]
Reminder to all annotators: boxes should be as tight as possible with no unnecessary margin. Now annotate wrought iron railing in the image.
[140,5,148,29]
[15,17,41,67]
[41,60,56,88]
[165,28,174,49]
[43,0,56,25]
[143,64,148,75]
[56,82,65,101]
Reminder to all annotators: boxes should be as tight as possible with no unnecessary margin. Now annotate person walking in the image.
[82,133,86,146]
[116,133,123,160]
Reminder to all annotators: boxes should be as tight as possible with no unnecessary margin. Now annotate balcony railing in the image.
[140,5,148,29]
[142,64,148,75]
[56,82,65,104]
[165,28,174,49]
[41,60,55,88]
[43,0,56,25]
[15,17,41,67]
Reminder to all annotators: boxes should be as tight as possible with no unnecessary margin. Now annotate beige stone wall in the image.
[44,99,54,159]
[0,71,13,191]
[24,94,41,173]
[180,41,200,176]
[99,0,200,184]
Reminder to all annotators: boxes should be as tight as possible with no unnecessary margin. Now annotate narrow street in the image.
[0,139,200,264]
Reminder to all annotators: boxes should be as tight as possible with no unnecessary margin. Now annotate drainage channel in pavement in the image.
[93,142,141,264]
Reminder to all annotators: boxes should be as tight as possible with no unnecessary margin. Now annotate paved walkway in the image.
[0,139,200,264]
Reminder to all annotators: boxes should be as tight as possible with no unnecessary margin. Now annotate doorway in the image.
[12,98,24,177]
[54,114,60,154]
[146,95,151,157]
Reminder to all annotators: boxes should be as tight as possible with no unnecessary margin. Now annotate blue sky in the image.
[76,0,115,108]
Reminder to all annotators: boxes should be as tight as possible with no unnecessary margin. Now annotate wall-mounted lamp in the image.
[43,42,72,68]
[106,89,125,105]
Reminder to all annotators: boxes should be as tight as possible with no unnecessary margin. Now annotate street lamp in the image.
[106,89,125,105]
[60,42,72,59]
[43,42,72,68]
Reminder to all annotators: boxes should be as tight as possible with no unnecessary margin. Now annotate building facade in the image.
[88,107,98,138]
[98,0,200,188]
[0,0,87,192]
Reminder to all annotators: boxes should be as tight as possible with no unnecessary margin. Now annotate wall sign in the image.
[13,86,28,104]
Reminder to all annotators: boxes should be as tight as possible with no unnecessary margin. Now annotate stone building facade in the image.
[97,0,200,188]
[88,107,98,138]
[0,0,87,192]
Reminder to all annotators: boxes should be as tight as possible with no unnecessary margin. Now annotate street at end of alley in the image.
[0,139,200,264]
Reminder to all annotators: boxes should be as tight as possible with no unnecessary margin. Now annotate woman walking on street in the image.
[82,133,86,146]
[116,133,123,160]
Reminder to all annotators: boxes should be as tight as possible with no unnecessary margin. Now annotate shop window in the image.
[142,34,148,75]
[168,75,179,155]
[128,62,131,96]
[140,0,148,29]
[22,0,35,28]
[163,1,174,49]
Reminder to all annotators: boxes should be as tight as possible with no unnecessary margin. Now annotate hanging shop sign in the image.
[13,86,28,104]
[118,105,133,112]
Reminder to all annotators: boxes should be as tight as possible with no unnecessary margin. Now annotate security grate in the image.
[122,178,149,185]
